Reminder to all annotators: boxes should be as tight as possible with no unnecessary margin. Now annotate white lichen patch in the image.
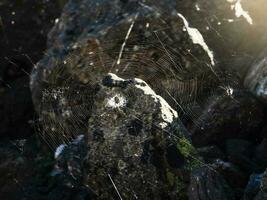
[227,0,253,25]
[108,73,125,82]
[245,57,267,98]
[134,78,178,128]
[54,135,84,159]
[106,94,127,109]
[73,134,85,144]
[107,73,178,128]
[256,77,267,97]
[177,13,215,67]
[54,144,66,159]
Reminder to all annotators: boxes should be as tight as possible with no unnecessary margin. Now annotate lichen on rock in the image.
[84,73,200,199]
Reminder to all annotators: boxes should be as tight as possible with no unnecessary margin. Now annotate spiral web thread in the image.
[35,5,242,179]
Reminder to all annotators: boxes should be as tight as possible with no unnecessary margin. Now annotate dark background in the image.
[0,0,66,139]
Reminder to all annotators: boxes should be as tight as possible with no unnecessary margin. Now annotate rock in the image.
[253,169,267,200]
[191,91,264,147]
[187,166,235,200]
[47,186,94,200]
[254,138,267,167]
[50,135,95,200]
[53,135,87,187]
[0,137,46,200]
[30,0,266,148]
[0,134,93,200]
[27,0,267,199]
[225,139,263,173]
[178,0,267,77]
[31,0,219,111]
[260,125,267,139]
[32,0,267,92]
[212,159,248,198]
[244,173,263,200]
[31,0,266,149]
[31,0,267,114]
[225,139,264,174]
[197,145,225,163]
[30,0,219,149]
[254,191,267,200]
[34,68,201,199]
[244,49,267,104]
[35,73,202,199]
[0,140,27,199]
[226,139,254,158]
[84,73,200,199]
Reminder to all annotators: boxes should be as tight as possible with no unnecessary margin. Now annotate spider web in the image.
[0,1,264,198]
[36,5,241,153]
[0,2,254,198]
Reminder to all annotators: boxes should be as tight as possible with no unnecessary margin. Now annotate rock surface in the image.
[253,169,267,200]
[190,91,264,147]
[244,173,263,200]
[38,70,201,199]
[187,166,235,200]
[244,48,267,104]
[84,73,199,199]
[30,0,267,148]
[18,0,267,199]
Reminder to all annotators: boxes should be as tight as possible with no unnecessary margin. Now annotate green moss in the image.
[88,117,94,124]
[177,136,202,171]
[176,177,188,200]
[177,137,196,157]
[166,171,175,186]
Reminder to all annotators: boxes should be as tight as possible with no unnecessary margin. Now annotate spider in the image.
[219,85,234,97]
